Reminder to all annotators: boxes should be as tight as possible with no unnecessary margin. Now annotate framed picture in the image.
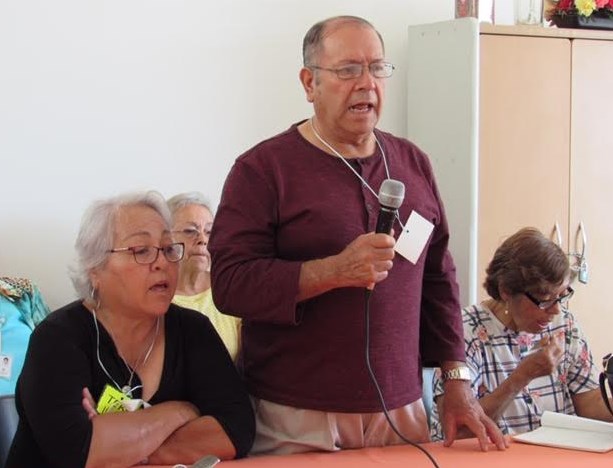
[455,0,494,23]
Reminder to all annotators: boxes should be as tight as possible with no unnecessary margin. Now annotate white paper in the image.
[512,411,613,453]
[394,211,434,264]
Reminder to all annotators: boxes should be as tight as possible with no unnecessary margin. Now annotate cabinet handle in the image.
[578,221,588,257]
[552,222,562,246]
[572,222,589,285]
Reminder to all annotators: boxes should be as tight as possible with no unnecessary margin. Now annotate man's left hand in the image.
[440,381,508,451]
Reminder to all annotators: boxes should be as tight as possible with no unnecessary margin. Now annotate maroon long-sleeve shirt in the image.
[209,123,464,412]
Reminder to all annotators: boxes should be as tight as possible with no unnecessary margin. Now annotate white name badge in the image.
[0,354,12,380]
[395,211,434,264]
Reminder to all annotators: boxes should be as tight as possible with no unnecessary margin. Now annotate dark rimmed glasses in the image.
[108,242,185,265]
[524,286,574,310]
[308,62,395,80]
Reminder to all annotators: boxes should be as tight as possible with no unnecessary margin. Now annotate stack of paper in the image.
[513,411,613,453]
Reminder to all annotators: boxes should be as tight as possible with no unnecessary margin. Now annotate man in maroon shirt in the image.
[209,15,506,455]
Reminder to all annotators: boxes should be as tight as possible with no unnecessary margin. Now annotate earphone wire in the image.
[91,308,124,393]
[363,289,441,468]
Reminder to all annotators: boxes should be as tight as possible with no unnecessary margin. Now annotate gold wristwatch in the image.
[441,366,471,382]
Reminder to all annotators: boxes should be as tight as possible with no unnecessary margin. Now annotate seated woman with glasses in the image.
[430,227,613,442]
[7,191,254,468]
[167,192,241,361]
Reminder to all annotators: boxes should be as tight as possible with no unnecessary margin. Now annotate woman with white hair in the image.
[168,192,241,361]
[7,190,254,468]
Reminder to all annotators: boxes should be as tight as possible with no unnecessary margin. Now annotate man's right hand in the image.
[332,232,396,289]
[297,232,395,301]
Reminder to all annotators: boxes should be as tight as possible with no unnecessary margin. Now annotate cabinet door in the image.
[569,39,613,364]
[477,34,571,299]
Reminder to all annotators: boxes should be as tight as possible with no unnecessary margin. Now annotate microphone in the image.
[375,179,405,234]
[366,179,405,294]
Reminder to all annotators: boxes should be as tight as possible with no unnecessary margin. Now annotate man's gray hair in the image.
[167,191,213,217]
[70,190,171,299]
[302,15,385,67]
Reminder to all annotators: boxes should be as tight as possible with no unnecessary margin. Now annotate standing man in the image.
[209,15,506,454]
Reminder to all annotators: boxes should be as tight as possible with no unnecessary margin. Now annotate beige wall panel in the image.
[478,35,571,300]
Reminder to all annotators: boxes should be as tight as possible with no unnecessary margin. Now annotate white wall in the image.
[0,0,454,309]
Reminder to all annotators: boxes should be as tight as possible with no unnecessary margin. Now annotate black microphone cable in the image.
[363,288,441,468]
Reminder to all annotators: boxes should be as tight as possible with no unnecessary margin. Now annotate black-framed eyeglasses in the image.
[524,286,574,310]
[108,242,185,265]
[172,224,213,240]
[308,62,395,80]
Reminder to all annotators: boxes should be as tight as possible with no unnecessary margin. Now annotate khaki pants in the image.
[251,397,430,456]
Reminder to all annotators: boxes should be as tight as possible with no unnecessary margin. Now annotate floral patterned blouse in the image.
[430,303,599,440]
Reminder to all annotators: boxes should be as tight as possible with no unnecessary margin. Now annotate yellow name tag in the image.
[96,384,129,414]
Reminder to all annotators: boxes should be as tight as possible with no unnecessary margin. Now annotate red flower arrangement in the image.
[554,0,613,18]
[550,0,613,29]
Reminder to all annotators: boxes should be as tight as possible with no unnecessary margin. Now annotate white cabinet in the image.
[407,18,613,363]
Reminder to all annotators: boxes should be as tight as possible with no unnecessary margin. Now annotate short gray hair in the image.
[70,190,172,299]
[167,191,213,218]
[302,16,385,66]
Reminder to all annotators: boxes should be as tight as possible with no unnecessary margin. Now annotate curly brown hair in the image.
[483,227,570,300]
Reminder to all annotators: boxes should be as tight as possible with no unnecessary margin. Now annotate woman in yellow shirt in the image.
[168,192,241,361]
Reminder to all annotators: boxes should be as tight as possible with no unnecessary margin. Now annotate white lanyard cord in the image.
[309,118,403,230]
[310,118,390,199]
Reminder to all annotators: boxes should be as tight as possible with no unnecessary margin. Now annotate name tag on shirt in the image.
[0,354,12,379]
[97,384,129,414]
[395,211,434,264]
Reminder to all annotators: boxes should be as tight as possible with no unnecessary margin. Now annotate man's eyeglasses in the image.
[524,286,574,310]
[308,62,395,80]
[108,243,185,265]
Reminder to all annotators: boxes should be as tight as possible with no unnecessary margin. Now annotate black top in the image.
[7,301,255,468]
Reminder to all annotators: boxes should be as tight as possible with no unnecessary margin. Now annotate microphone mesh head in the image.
[378,179,405,209]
